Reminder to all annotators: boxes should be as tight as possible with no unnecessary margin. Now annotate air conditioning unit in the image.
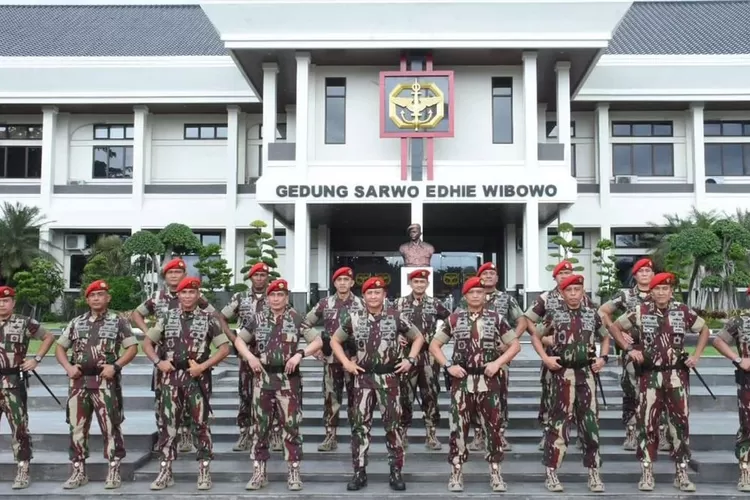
[615,175,637,184]
[64,234,86,251]
[706,177,725,184]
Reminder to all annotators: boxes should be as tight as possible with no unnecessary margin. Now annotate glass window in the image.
[612,144,632,175]
[704,144,750,176]
[0,125,43,140]
[612,121,673,137]
[723,122,743,136]
[274,228,286,248]
[92,146,134,179]
[69,254,88,289]
[704,122,722,136]
[325,77,346,144]
[703,120,750,137]
[0,146,42,179]
[547,230,585,249]
[612,144,674,176]
[612,123,631,137]
[613,232,659,248]
[184,124,228,140]
[93,124,134,140]
[491,77,513,144]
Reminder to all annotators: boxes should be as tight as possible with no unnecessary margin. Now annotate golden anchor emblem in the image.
[388,79,445,131]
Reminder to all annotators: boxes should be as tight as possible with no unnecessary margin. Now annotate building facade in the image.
[3,0,750,310]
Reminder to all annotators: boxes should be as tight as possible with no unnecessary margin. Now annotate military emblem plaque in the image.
[379,70,455,138]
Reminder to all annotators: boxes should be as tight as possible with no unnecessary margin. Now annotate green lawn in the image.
[684,345,722,357]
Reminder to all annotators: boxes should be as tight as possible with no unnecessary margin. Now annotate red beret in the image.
[559,274,584,291]
[332,267,353,281]
[248,262,270,278]
[408,269,430,280]
[632,258,654,275]
[85,280,109,297]
[0,286,15,298]
[477,262,496,276]
[176,277,201,293]
[462,276,484,295]
[162,258,186,274]
[649,272,675,290]
[552,260,574,277]
[267,279,289,295]
[362,276,386,294]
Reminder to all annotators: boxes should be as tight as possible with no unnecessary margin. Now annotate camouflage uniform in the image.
[135,288,214,453]
[537,303,607,493]
[457,290,523,451]
[616,300,705,492]
[0,315,48,489]
[435,308,517,492]
[393,293,450,450]
[147,307,229,491]
[302,293,364,451]
[220,289,281,452]
[334,307,420,490]
[57,311,137,489]
[241,307,320,491]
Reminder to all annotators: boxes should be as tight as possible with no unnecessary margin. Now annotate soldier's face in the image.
[480,270,498,288]
[334,276,353,294]
[364,288,385,309]
[86,290,111,311]
[268,291,288,311]
[651,284,672,306]
[555,269,573,285]
[562,284,584,308]
[635,267,654,287]
[409,228,421,241]
[165,269,185,288]
[465,288,485,308]
[250,272,269,290]
[410,277,428,295]
[0,297,15,317]
[178,288,200,309]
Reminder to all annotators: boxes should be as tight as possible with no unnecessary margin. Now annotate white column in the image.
[537,103,547,142]
[262,63,279,166]
[56,113,71,186]
[555,61,572,165]
[225,105,241,280]
[292,202,310,305]
[286,223,295,281]
[523,51,538,169]
[410,201,424,236]
[285,105,297,142]
[295,52,311,177]
[504,224,517,290]
[691,103,706,207]
[132,105,149,230]
[40,106,58,212]
[523,201,541,294]
[596,103,611,212]
[317,224,329,293]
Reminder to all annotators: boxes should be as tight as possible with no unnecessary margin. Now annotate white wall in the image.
[68,114,134,184]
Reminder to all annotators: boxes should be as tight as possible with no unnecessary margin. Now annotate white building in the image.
[3,0,750,310]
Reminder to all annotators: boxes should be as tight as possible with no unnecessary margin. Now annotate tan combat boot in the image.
[658,424,671,451]
[739,462,750,492]
[402,426,410,450]
[104,458,122,489]
[233,428,250,452]
[448,463,463,492]
[468,427,485,452]
[673,461,696,492]
[11,461,29,490]
[623,425,637,451]
[545,467,563,492]
[178,426,193,453]
[425,426,442,450]
[150,460,174,490]
[489,463,507,492]
[62,461,88,489]
[588,467,605,493]
[500,426,512,451]
[318,426,338,451]
[270,427,283,452]
[197,460,212,490]
[288,461,302,491]
[246,460,268,490]
[638,461,654,491]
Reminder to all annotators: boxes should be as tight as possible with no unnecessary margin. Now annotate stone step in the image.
[0,452,150,482]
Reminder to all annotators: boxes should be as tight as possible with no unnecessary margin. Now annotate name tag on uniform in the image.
[668,310,685,335]
[380,316,397,342]
[165,315,181,338]
[581,310,596,332]
[99,320,118,339]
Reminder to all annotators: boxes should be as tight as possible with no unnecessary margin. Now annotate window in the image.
[611,121,673,137]
[492,77,513,144]
[546,120,576,175]
[0,125,42,140]
[0,147,41,178]
[704,121,750,137]
[613,232,659,248]
[184,124,228,140]
[183,232,223,281]
[325,78,346,144]
[273,228,286,248]
[69,254,87,289]
[547,230,585,249]
[93,124,134,140]
[92,146,133,179]
[612,144,673,176]
[705,144,750,176]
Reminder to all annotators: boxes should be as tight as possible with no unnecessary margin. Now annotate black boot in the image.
[347,467,367,491]
[389,465,406,491]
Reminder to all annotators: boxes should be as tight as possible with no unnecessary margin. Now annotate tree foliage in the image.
[592,239,623,303]
[242,220,280,280]
[11,258,65,320]
[194,243,233,304]
[0,202,54,285]
[124,230,165,301]
[77,236,135,311]
[545,222,584,272]
[158,224,201,257]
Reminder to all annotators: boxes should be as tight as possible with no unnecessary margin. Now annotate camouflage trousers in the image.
[251,381,303,463]
[400,352,441,428]
[322,360,354,429]
[0,387,32,462]
[543,368,601,470]
[67,387,125,462]
[621,355,639,426]
[471,366,509,429]
[538,365,552,425]
[636,369,690,463]
[350,381,403,469]
[155,382,213,461]
[237,360,253,430]
[448,380,506,465]
[736,383,750,463]
[153,372,190,437]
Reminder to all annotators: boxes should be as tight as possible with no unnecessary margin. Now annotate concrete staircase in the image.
[0,341,745,499]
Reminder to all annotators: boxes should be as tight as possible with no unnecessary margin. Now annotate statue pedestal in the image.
[400,266,434,297]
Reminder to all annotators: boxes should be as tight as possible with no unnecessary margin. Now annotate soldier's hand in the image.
[398,335,408,347]
[157,360,175,374]
[592,357,606,373]
[247,355,264,374]
[543,356,562,371]
[100,364,116,380]
[343,360,365,375]
[188,360,204,378]
[285,353,302,374]
[740,358,750,371]
[628,350,644,364]
[447,365,466,379]
[395,358,413,374]
[685,355,698,369]
[313,352,324,362]
[20,358,38,372]
[541,336,554,347]
[622,333,634,345]
[484,360,501,378]
[67,365,82,380]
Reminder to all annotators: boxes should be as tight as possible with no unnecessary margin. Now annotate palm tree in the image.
[0,202,53,285]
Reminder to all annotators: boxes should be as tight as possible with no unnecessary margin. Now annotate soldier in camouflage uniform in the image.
[525,260,595,450]
[712,289,750,492]
[529,274,609,493]
[217,262,282,453]
[143,277,231,491]
[393,269,450,450]
[236,279,323,491]
[599,258,669,451]
[132,257,215,453]
[54,280,139,490]
[300,266,364,452]
[0,286,55,489]
[455,262,526,452]
[430,276,521,492]
[332,277,424,491]
[612,272,710,492]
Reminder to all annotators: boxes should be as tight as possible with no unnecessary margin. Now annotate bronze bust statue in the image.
[399,223,435,267]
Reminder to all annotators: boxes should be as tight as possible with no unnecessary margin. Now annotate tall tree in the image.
[545,222,584,273]
[0,202,53,285]
[12,258,65,320]
[242,220,280,280]
[158,223,202,258]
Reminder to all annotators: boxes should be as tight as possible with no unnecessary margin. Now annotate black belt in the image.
[458,365,486,375]
[171,359,209,371]
[558,360,592,370]
[79,366,103,376]
[262,365,300,377]
[361,365,396,374]
[0,367,20,376]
